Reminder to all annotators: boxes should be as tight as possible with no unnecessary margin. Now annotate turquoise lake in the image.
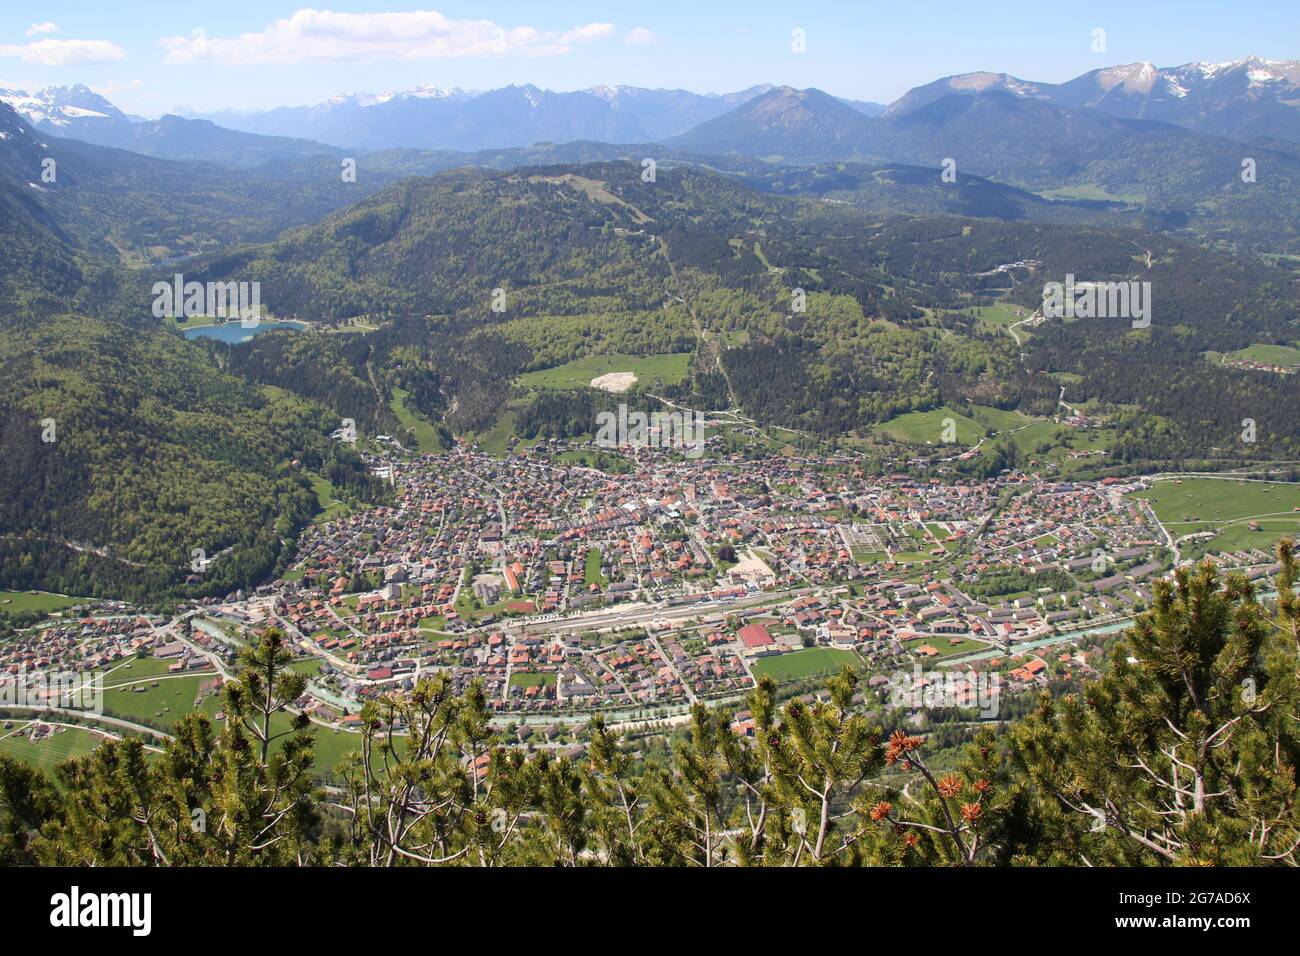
[181,320,306,344]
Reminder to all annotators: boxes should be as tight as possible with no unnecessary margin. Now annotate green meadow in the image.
[0,723,111,775]
[1227,343,1300,368]
[1132,478,1300,525]
[875,407,984,445]
[390,386,444,453]
[1130,478,1300,558]
[0,590,84,616]
[517,352,691,390]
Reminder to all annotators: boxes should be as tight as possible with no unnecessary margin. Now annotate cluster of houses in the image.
[5,449,1290,730]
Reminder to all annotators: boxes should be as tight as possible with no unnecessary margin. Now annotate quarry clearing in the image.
[591,371,638,393]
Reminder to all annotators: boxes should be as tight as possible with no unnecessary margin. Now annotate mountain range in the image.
[887,56,1300,142]
[180,83,886,151]
[6,56,1291,158]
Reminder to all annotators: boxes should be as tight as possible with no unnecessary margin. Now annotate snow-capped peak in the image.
[585,85,632,101]
[1095,62,1160,93]
[0,84,124,128]
[322,86,471,110]
[393,85,467,101]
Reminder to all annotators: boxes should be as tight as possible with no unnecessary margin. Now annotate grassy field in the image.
[509,672,557,689]
[0,590,83,616]
[0,722,111,774]
[751,647,862,682]
[288,658,324,678]
[1133,479,1300,525]
[390,386,443,453]
[1183,520,1300,560]
[517,352,691,391]
[417,615,449,633]
[584,548,606,588]
[300,721,367,772]
[1038,184,1143,203]
[988,419,1116,473]
[101,672,220,728]
[100,656,174,688]
[875,407,984,445]
[904,636,987,659]
[308,472,351,522]
[2,704,373,779]
[969,302,1028,334]
[454,592,529,622]
[474,409,519,456]
[1226,343,1300,368]
[925,523,959,553]
[1131,478,1300,558]
[969,405,1033,432]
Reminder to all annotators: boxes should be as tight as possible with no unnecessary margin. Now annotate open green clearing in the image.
[1182,520,1300,561]
[1225,343,1300,368]
[584,548,607,588]
[509,672,557,689]
[101,656,174,688]
[875,407,984,445]
[474,409,519,456]
[926,523,959,553]
[985,420,1116,473]
[1131,478,1300,558]
[0,722,111,774]
[0,590,84,616]
[969,302,1028,334]
[751,647,862,682]
[905,636,988,659]
[517,352,691,391]
[1038,184,1143,203]
[288,658,324,678]
[454,592,532,622]
[0,712,368,778]
[969,405,1033,432]
[308,472,351,522]
[101,672,220,728]
[1132,479,1300,525]
[390,386,444,453]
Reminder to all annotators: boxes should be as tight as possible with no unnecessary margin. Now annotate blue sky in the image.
[2,1,1297,115]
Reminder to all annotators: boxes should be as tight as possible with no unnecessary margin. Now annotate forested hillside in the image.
[0,105,383,601]
[0,313,380,602]
[191,160,1299,463]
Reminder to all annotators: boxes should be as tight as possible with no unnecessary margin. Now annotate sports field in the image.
[751,647,861,682]
[509,672,557,689]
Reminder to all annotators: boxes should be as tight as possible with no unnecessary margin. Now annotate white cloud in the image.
[159,9,616,65]
[26,22,60,37]
[0,38,124,66]
[625,27,659,45]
